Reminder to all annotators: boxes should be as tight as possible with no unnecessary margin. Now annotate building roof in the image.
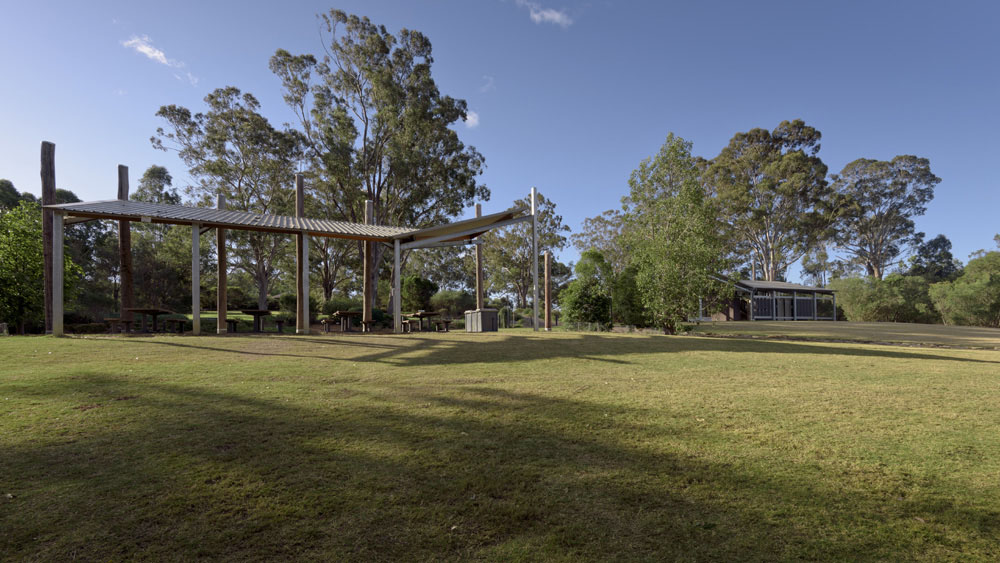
[735,279,835,294]
[46,199,413,241]
[45,199,527,244]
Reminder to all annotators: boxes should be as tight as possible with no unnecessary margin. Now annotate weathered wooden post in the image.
[393,239,401,334]
[363,199,374,332]
[191,224,200,335]
[216,194,227,334]
[118,165,134,325]
[544,250,551,331]
[475,203,484,310]
[52,211,64,336]
[531,187,539,332]
[295,174,309,334]
[41,142,55,333]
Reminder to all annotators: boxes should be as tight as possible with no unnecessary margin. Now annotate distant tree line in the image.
[567,120,1000,331]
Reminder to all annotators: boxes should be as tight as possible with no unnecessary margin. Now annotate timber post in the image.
[191,223,200,335]
[544,250,551,331]
[217,194,227,333]
[531,187,539,332]
[52,211,64,336]
[118,165,134,324]
[41,142,55,333]
[295,174,309,334]
[363,199,373,332]
[393,239,401,333]
[475,203,484,310]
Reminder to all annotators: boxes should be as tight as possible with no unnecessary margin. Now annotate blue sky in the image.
[2,1,998,279]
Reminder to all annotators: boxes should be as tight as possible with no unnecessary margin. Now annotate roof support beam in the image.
[217,195,228,334]
[393,239,401,334]
[118,165,135,325]
[296,174,309,335]
[531,187,539,333]
[52,211,64,337]
[191,223,200,335]
[41,142,55,334]
[476,204,484,311]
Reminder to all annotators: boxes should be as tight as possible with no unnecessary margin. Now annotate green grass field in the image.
[2,331,999,561]
[691,320,1000,349]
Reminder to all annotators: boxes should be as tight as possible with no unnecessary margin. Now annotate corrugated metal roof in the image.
[736,279,834,293]
[45,199,413,241]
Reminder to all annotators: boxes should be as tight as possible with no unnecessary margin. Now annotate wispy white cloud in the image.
[121,35,198,86]
[515,0,573,28]
[479,75,496,93]
[465,110,480,128]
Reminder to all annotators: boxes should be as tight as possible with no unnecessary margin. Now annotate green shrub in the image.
[560,278,612,328]
[929,252,1000,327]
[323,296,362,315]
[429,290,476,317]
[828,274,939,323]
[278,293,296,313]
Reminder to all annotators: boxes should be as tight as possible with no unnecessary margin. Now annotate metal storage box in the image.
[464,308,499,332]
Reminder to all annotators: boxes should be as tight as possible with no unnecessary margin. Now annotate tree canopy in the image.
[830,155,940,279]
[909,234,961,283]
[625,134,729,333]
[929,252,1000,328]
[270,10,488,309]
[479,191,569,308]
[707,119,831,281]
[153,86,301,308]
[0,202,80,333]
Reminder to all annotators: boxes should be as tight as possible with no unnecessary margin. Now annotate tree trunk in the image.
[256,270,268,310]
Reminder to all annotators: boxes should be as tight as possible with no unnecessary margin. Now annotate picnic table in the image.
[409,311,440,332]
[240,309,272,333]
[125,308,175,333]
[330,310,361,332]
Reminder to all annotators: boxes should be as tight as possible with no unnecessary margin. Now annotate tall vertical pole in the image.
[363,200,374,332]
[41,142,55,333]
[531,187,539,332]
[52,212,64,337]
[544,250,551,331]
[191,224,201,335]
[812,292,817,321]
[118,165,134,325]
[393,239,401,333]
[295,174,308,334]
[217,194,228,334]
[475,203,484,310]
[301,231,310,333]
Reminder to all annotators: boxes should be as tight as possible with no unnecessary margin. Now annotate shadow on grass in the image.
[3,374,996,560]
[119,332,1000,368]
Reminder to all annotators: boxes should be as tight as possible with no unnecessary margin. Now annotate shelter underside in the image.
[43,197,533,336]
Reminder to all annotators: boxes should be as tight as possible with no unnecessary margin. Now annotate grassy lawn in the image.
[690,320,1000,349]
[2,331,999,561]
